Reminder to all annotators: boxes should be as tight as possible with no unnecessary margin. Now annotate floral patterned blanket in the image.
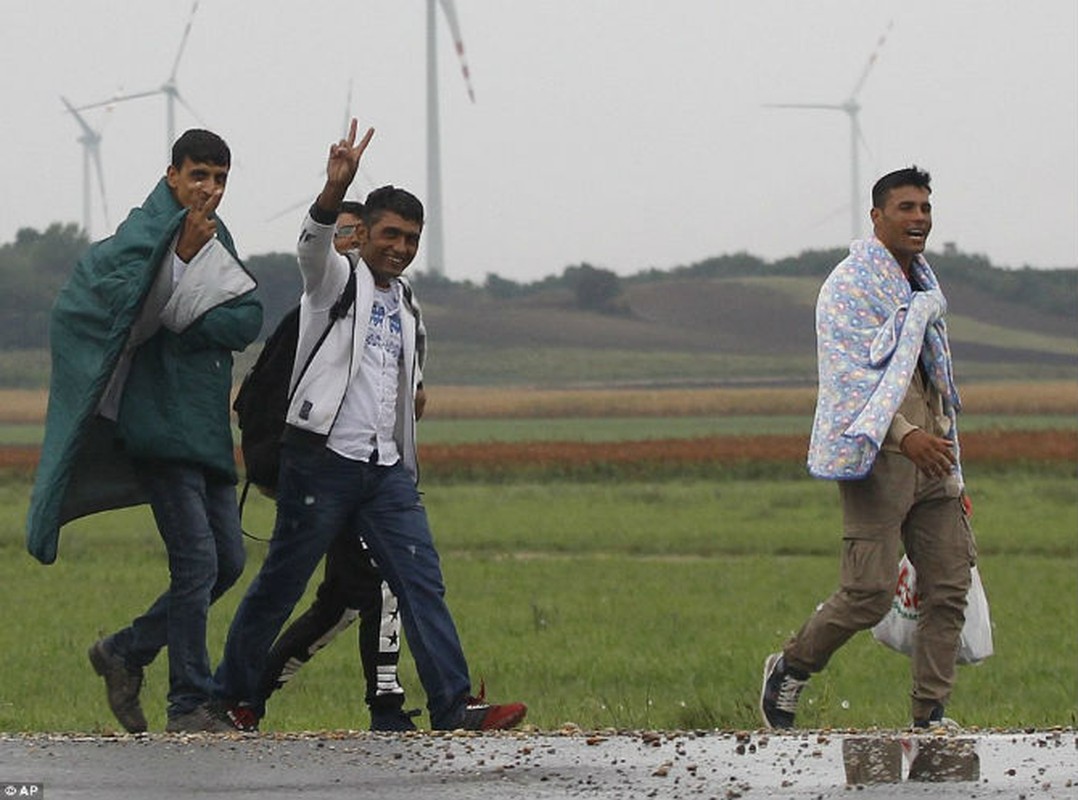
[807,238,961,482]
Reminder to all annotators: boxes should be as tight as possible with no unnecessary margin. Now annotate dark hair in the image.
[339,200,365,218]
[362,185,424,227]
[171,129,231,169]
[871,166,931,209]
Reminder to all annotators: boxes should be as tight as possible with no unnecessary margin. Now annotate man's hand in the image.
[316,118,375,213]
[175,186,222,262]
[899,428,957,479]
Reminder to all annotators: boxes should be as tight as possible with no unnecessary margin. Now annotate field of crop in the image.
[2,381,1075,424]
[1,382,1074,472]
[421,381,1078,418]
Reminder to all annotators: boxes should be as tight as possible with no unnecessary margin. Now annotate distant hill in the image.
[2,224,1074,388]
[407,268,1075,387]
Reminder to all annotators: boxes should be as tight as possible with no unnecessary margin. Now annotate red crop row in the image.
[1,431,1073,474]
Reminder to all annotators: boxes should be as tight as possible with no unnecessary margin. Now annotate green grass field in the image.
[0,465,1074,734]
[1,413,1075,447]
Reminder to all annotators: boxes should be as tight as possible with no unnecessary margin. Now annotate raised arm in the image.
[315,118,375,215]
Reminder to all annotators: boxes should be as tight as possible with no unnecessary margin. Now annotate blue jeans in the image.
[109,460,246,717]
[214,440,472,728]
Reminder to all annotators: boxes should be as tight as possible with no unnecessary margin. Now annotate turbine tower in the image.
[426,0,476,276]
[61,96,110,237]
[74,1,203,161]
[265,80,379,224]
[766,21,892,241]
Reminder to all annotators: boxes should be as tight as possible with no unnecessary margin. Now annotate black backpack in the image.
[234,267,357,498]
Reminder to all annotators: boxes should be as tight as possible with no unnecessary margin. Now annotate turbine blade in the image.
[764,103,845,111]
[73,89,162,112]
[91,147,111,230]
[170,0,200,81]
[857,122,873,161]
[812,200,852,227]
[342,78,354,137]
[175,91,207,127]
[60,96,98,139]
[265,196,316,223]
[437,0,476,102]
[267,159,382,223]
[848,19,892,101]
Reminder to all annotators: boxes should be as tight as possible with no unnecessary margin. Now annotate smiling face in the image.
[871,184,932,273]
[360,211,422,287]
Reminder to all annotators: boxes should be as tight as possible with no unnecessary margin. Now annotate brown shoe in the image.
[88,638,147,733]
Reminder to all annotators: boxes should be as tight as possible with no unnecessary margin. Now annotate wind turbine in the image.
[61,96,110,237]
[74,1,203,162]
[425,0,476,276]
[264,80,380,224]
[765,21,892,241]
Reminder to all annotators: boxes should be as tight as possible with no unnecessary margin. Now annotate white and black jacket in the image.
[287,209,423,482]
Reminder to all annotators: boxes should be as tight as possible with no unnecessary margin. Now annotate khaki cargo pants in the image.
[784,451,977,721]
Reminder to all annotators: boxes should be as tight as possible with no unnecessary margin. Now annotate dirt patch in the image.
[416,433,1073,476]
[2,431,1073,474]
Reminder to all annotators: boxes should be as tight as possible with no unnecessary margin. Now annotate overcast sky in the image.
[3,1,1076,283]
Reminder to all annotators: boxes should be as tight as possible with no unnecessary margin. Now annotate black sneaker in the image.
[760,652,808,729]
[88,638,147,733]
[370,707,421,732]
[912,704,959,731]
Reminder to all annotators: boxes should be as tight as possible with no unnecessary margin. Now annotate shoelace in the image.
[774,674,808,713]
[914,715,959,731]
[465,678,487,708]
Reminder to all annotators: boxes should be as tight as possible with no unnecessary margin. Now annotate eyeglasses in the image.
[334,224,359,238]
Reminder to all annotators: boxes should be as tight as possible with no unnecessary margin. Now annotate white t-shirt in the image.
[327,282,403,464]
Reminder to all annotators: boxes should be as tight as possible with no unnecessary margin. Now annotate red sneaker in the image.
[459,682,527,730]
[223,703,260,732]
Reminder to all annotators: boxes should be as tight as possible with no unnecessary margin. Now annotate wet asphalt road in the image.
[1,728,1075,799]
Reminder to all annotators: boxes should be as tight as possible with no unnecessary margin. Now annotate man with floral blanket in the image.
[760,166,976,730]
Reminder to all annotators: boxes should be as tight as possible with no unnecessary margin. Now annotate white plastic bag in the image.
[871,555,993,664]
[959,565,994,663]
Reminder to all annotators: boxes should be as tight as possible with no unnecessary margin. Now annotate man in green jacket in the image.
[26,129,262,733]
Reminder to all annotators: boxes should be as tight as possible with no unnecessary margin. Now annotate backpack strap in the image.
[289,261,357,403]
[237,480,260,541]
[331,251,360,321]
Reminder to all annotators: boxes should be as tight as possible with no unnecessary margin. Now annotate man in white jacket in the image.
[257,200,422,732]
[214,121,526,732]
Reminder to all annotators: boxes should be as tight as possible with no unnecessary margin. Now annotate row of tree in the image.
[2,223,1074,351]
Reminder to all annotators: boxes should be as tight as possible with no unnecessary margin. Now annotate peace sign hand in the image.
[175,185,223,262]
[314,118,375,214]
[325,118,375,191]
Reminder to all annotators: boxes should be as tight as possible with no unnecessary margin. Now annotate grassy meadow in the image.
[0,466,1074,734]
[0,382,1074,734]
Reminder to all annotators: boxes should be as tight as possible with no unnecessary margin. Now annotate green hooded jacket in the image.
[25,177,262,564]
